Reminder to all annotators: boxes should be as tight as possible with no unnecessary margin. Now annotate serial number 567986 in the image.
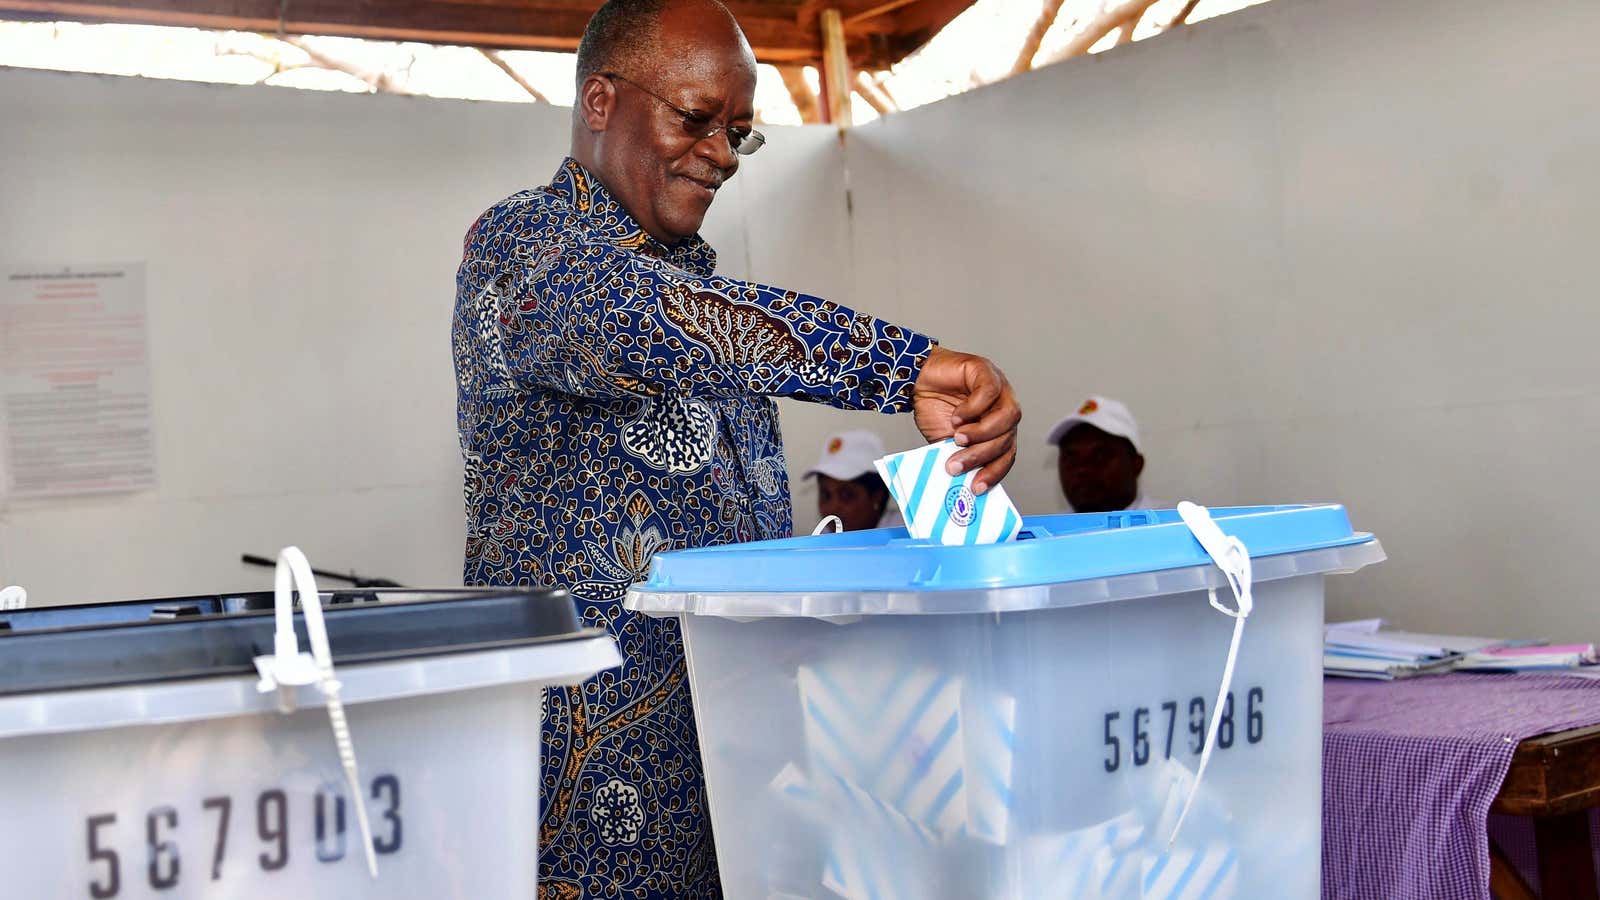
[1102,688,1264,773]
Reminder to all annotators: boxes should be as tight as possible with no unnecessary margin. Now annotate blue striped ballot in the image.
[795,660,1019,844]
[769,763,939,900]
[797,662,969,836]
[1141,843,1238,900]
[874,439,1022,545]
[822,825,936,900]
[768,762,819,813]
[1137,759,1232,849]
[1012,812,1145,899]
[962,692,1017,845]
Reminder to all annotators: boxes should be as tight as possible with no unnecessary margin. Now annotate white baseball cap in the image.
[804,429,888,481]
[1044,395,1142,452]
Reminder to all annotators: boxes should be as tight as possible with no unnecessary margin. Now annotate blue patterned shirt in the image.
[453,158,934,898]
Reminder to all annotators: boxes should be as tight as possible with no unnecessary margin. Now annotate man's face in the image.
[1057,424,1144,513]
[597,5,756,244]
[817,474,886,532]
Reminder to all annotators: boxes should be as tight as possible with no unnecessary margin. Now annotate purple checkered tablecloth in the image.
[1323,673,1600,900]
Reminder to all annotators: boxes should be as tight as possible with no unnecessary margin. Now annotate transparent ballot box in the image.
[0,587,619,898]
[626,505,1383,899]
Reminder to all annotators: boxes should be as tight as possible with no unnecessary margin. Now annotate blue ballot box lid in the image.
[626,505,1384,618]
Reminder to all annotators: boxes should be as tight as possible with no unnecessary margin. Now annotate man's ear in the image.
[577,74,617,131]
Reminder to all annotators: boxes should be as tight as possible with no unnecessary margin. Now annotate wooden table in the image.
[1490,723,1600,900]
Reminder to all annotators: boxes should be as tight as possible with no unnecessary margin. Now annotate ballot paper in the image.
[787,674,1241,899]
[793,659,1019,846]
[797,662,968,836]
[874,439,1022,545]
[1141,843,1239,899]
[822,827,935,900]
[964,692,1017,845]
[996,761,1240,900]
[1011,813,1145,899]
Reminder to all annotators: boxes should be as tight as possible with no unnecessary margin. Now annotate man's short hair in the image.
[575,0,670,83]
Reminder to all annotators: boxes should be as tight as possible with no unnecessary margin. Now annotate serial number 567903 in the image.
[83,774,402,898]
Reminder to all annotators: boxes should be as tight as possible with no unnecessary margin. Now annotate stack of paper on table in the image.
[1321,652,1460,680]
[1323,619,1485,680]
[1325,620,1600,678]
[1455,643,1598,672]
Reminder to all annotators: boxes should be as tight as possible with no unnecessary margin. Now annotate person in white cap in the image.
[1044,396,1163,513]
[804,429,905,531]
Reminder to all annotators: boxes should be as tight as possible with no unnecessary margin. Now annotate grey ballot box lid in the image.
[0,588,595,696]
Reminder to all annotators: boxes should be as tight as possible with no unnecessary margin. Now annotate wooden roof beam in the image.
[0,0,824,60]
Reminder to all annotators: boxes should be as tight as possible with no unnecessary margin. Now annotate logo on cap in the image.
[1078,399,1099,415]
[944,484,977,527]
[827,437,844,454]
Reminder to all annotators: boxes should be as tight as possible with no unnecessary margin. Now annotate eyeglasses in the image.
[603,72,767,157]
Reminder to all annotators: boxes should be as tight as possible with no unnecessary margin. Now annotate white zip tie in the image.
[812,515,844,535]
[252,547,380,878]
[1167,502,1254,851]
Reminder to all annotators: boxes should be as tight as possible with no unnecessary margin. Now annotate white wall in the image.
[0,67,848,603]
[833,0,1600,641]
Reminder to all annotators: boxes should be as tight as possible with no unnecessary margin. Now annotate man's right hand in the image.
[911,347,1021,495]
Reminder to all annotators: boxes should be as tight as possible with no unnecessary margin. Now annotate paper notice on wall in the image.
[1,264,157,498]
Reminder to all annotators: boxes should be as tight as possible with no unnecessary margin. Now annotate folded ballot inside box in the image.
[875,439,1022,544]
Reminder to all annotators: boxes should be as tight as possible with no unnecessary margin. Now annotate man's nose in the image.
[697,131,739,172]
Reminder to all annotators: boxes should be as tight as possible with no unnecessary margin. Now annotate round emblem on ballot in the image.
[944,484,977,527]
